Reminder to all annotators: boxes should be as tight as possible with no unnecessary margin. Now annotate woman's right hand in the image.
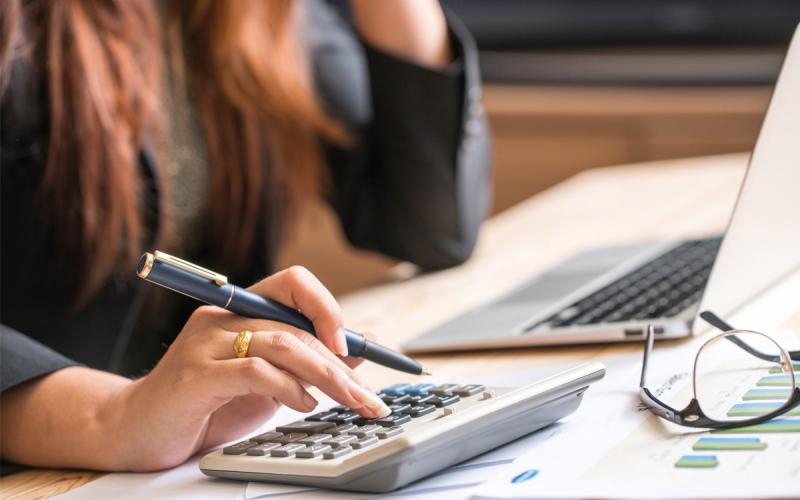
[111,266,390,470]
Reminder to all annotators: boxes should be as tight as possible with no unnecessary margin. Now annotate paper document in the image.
[473,329,800,500]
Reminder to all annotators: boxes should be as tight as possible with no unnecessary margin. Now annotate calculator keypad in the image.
[222,383,486,460]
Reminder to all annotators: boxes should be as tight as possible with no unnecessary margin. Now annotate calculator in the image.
[200,362,605,492]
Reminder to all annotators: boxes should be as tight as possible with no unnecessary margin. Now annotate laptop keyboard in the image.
[525,237,722,331]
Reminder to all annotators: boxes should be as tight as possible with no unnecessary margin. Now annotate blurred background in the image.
[278,0,800,294]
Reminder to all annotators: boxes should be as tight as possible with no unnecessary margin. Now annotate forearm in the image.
[0,366,133,470]
[350,0,451,68]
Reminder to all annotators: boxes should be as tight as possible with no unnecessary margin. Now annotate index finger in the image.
[247,266,348,357]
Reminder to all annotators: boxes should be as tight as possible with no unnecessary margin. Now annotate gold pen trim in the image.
[150,250,229,286]
[137,252,155,279]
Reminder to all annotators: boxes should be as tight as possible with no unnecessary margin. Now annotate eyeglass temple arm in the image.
[640,325,656,388]
[700,310,800,362]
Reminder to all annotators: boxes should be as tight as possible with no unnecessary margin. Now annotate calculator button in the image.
[298,434,332,445]
[430,384,459,395]
[351,436,379,449]
[388,403,411,414]
[454,384,485,397]
[381,393,411,405]
[223,440,256,455]
[324,435,357,448]
[330,412,361,424]
[323,447,353,459]
[328,424,357,435]
[351,425,382,437]
[408,383,437,396]
[295,444,332,458]
[376,426,404,439]
[407,394,436,405]
[276,421,335,434]
[250,431,283,443]
[382,383,412,395]
[375,414,411,427]
[305,411,338,422]
[430,394,460,407]
[329,405,348,413]
[270,443,305,457]
[275,433,308,444]
[246,442,281,456]
[409,404,436,417]
[353,417,379,426]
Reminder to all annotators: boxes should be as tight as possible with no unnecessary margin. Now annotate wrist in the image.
[93,376,142,470]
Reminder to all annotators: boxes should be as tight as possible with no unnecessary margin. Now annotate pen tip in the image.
[421,369,432,376]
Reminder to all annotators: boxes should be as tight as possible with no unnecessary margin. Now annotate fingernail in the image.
[347,378,390,417]
[336,328,348,357]
[303,393,318,411]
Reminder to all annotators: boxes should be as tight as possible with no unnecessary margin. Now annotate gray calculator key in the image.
[454,384,485,397]
[323,447,353,459]
[409,404,436,417]
[276,421,335,434]
[324,434,357,448]
[388,403,411,414]
[246,442,281,456]
[381,393,411,405]
[430,384,459,395]
[407,394,436,405]
[430,394,460,407]
[331,412,361,424]
[296,444,332,458]
[305,411,338,422]
[375,414,411,427]
[351,425,382,437]
[250,431,283,443]
[271,443,306,457]
[351,436,379,449]
[329,424,357,435]
[223,440,256,455]
[298,434,332,445]
[275,433,308,444]
[376,426,404,439]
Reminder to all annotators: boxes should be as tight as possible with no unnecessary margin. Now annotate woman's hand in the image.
[0,266,390,472]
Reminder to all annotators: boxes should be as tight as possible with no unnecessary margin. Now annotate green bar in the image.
[756,374,800,387]
[743,388,793,400]
[727,402,800,417]
[675,455,719,468]
[713,418,800,434]
[693,437,767,451]
[768,361,800,374]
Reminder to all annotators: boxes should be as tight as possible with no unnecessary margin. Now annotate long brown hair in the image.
[1,0,343,308]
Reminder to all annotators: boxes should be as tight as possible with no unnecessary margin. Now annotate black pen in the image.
[136,251,430,375]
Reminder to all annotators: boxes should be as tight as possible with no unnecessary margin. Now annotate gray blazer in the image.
[0,2,490,392]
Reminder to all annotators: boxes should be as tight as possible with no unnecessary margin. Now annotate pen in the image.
[136,251,430,375]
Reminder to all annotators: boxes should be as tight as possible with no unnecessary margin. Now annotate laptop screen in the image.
[696,23,800,332]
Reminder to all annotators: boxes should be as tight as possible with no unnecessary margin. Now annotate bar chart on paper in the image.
[472,332,800,500]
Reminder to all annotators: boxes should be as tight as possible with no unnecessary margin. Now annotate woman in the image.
[0,0,490,472]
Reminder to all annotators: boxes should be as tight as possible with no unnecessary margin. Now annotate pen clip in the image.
[153,251,228,286]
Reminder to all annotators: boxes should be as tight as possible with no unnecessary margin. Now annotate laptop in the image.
[403,23,800,354]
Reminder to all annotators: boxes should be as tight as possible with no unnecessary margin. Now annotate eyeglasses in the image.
[639,311,800,429]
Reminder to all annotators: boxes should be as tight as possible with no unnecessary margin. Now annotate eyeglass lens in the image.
[694,331,797,422]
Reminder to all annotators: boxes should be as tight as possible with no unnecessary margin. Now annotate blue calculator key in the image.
[382,383,413,395]
[408,383,437,396]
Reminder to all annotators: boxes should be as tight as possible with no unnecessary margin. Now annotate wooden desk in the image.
[5,153,797,499]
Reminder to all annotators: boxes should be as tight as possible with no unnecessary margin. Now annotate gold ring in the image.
[233,330,253,358]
